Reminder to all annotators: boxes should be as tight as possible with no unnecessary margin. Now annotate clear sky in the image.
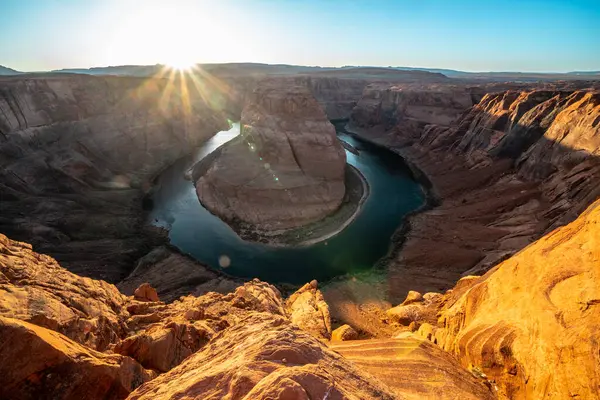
[1,0,599,72]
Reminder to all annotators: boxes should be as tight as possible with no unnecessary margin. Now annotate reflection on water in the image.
[149,123,424,284]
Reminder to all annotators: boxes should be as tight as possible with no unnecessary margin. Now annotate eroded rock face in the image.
[346,85,600,307]
[118,246,240,303]
[195,80,346,231]
[0,74,232,281]
[285,280,332,340]
[127,314,398,400]
[0,233,129,351]
[412,198,600,399]
[350,83,482,132]
[0,316,155,400]
[330,334,495,400]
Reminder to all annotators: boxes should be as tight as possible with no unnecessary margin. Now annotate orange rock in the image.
[133,283,159,302]
[331,324,359,341]
[0,233,129,350]
[127,314,397,399]
[285,281,332,340]
[0,316,155,400]
[426,199,600,399]
[331,334,495,400]
[114,320,213,372]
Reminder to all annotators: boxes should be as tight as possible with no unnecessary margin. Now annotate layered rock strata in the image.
[346,85,600,305]
[195,80,347,231]
[0,74,231,281]
[408,198,600,399]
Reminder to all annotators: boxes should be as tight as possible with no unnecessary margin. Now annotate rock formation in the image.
[331,324,359,341]
[2,70,600,399]
[118,246,241,303]
[195,80,347,231]
[331,335,495,399]
[285,280,332,340]
[0,317,156,400]
[346,85,600,304]
[410,198,600,399]
[0,74,231,281]
[127,314,398,400]
[0,231,503,399]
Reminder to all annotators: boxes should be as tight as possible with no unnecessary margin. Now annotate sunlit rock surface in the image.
[285,280,332,340]
[331,335,495,400]
[127,314,398,400]
[0,316,156,400]
[195,80,347,231]
[410,198,600,399]
[1,231,503,399]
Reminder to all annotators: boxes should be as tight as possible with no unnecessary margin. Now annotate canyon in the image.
[1,65,599,399]
[193,80,347,234]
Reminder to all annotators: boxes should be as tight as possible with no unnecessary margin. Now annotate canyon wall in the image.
[0,74,231,281]
[0,70,450,281]
[407,198,600,399]
[194,80,347,231]
[347,85,600,304]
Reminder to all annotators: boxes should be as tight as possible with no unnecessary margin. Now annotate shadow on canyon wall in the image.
[1,75,599,317]
[373,95,600,304]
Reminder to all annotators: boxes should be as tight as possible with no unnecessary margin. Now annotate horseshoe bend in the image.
[1,3,600,399]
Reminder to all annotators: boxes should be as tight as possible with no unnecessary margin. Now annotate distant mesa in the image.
[0,65,23,76]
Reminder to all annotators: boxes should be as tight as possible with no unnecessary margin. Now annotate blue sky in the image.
[1,0,599,72]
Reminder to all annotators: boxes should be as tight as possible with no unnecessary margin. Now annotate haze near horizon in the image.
[0,0,599,73]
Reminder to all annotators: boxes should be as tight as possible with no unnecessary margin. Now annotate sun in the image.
[166,58,196,71]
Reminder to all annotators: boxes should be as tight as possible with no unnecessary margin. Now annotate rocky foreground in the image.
[1,197,599,398]
[194,79,347,232]
[1,231,492,399]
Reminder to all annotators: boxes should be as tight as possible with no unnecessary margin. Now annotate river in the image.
[148,122,424,284]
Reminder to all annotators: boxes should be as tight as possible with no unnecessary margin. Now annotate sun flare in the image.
[166,58,196,71]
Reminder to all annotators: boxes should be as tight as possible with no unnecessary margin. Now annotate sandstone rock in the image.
[231,279,287,316]
[285,281,332,340]
[421,198,600,399]
[331,324,359,341]
[0,233,129,350]
[114,320,213,372]
[127,314,397,400]
[195,79,347,231]
[330,335,495,400]
[386,304,426,326]
[386,290,442,326]
[401,290,423,305]
[133,283,159,302]
[0,316,155,400]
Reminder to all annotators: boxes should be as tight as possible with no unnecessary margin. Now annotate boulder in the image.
[285,280,332,340]
[331,324,359,341]
[133,283,159,303]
